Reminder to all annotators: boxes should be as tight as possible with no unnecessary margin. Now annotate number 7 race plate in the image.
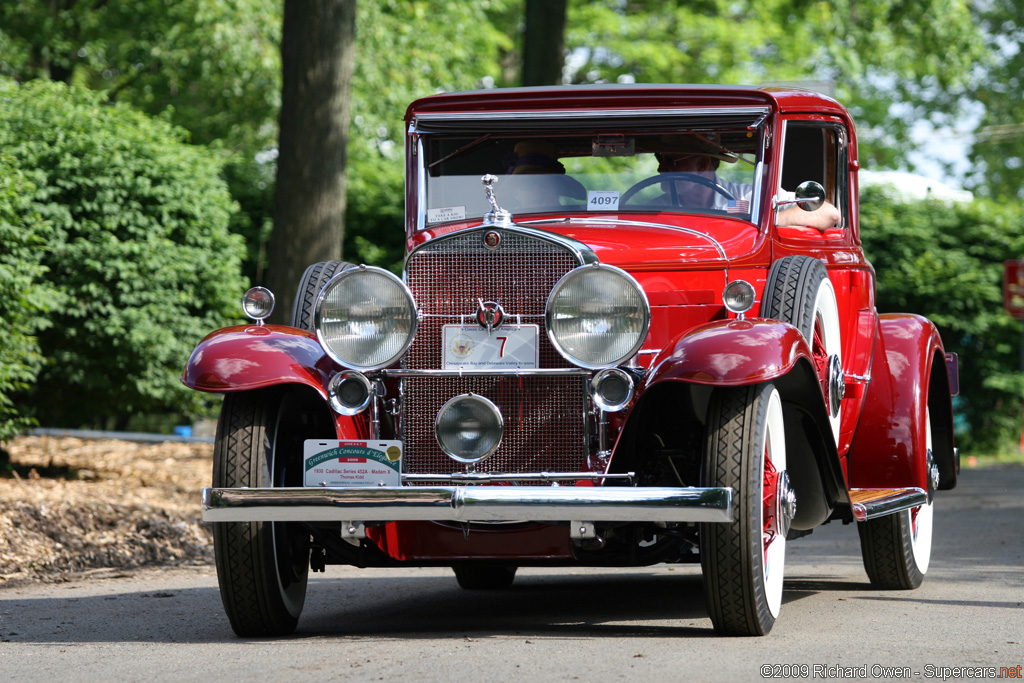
[442,324,539,370]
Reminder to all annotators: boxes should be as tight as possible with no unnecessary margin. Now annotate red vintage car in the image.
[184,85,959,637]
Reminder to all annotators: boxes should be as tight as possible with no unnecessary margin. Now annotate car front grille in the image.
[403,229,588,480]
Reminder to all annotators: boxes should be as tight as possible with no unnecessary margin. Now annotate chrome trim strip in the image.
[415,131,426,233]
[202,485,735,524]
[522,217,728,261]
[849,487,928,522]
[405,223,599,268]
[400,471,634,483]
[382,368,591,378]
[412,106,772,125]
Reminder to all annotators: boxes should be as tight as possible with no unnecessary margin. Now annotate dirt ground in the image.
[0,435,213,587]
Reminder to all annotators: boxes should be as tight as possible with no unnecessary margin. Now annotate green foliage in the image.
[562,0,985,169]
[344,0,515,273]
[0,156,60,441]
[859,186,1024,452]
[968,0,1024,201]
[0,78,247,427]
[0,0,281,152]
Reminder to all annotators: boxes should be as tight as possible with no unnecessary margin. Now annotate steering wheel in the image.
[620,172,737,207]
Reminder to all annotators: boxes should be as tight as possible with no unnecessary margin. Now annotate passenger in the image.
[503,141,586,211]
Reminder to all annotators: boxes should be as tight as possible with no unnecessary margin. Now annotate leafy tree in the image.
[968,0,1024,200]
[860,186,1024,453]
[342,0,514,273]
[0,156,60,442]
[522,0,568,86]
[266,0,356,321]
[0,79,247,428]
[561,0,984,170]
[0,0,282,284]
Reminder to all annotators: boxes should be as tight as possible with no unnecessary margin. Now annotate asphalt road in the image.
[1,467,1021,682]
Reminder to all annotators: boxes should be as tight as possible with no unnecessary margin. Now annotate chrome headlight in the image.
[435,393,504,464]
[546,263,650,369]
[315,266,417,371]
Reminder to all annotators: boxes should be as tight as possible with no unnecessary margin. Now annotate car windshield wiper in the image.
[427,134,493,170]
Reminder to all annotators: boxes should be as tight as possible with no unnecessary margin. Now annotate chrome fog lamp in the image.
[327,371,373,416]
[546,263,650,369]
[242,286,275,325]
[315,266,418,371]
[723,280,756,318]
[591,368,635,412]
[435,394,504,464]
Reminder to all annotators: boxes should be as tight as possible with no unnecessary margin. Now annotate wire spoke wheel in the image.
[701,383,788,636]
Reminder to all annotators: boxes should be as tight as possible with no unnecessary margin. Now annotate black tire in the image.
[452,564,517,590]
[700,383,788,636]
[761,255,842,442]
[858,410,934,589]
[212,389,318,636]
[289,260,353,330]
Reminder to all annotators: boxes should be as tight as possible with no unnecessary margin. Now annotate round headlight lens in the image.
[546,264,650,369]
[723,280,755,315]
[242,286,275,322]
[435,394,504,464]
[315,266,417,371]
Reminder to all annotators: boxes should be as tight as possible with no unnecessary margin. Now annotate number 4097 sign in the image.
[587,190,620,211]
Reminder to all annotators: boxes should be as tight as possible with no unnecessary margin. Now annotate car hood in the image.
[528,214,760,269]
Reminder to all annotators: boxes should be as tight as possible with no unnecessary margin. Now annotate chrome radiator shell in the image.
[402,228,589,479]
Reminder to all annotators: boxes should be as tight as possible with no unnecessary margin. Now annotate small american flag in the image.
[726,198,751,214]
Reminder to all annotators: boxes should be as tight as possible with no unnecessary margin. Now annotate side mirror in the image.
[794,181,826,211]
[774,180,826,212]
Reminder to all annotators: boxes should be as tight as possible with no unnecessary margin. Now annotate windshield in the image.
[419,123,763,226]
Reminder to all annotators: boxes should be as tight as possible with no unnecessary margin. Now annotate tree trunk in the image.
[521,0,567,86]
[267,0,356,322]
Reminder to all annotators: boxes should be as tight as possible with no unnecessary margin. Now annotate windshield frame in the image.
[410,106,770,233]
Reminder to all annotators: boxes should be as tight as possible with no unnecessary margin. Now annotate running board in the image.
[848,487,928,522]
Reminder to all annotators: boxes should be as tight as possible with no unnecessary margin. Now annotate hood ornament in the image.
[481,174,513,228]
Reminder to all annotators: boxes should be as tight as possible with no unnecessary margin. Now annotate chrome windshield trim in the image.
[202,485,736,524]
[411,106,772,126]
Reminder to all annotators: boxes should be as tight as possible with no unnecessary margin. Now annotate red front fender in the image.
[181,325,335,398]
[646,318,812,387]
[847,314,954,491]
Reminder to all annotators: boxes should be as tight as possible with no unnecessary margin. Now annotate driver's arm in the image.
[777,202,841,231]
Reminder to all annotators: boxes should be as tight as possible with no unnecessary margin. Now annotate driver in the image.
[656,151,841,231]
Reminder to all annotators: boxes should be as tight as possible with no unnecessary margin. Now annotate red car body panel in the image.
[847,314,952,491]
[646,319,812,386]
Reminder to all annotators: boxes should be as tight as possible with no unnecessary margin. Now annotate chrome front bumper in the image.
[201,485,735,524]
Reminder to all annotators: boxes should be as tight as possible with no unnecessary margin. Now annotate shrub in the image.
[0,156,59,441]
[860,186,1024,453]
[0,78,247,428]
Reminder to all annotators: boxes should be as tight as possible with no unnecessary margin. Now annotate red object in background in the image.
[1004,260,1024,319]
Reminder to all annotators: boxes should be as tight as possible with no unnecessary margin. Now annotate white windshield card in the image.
[426,206,467,223]
[587,190,620,211]
[442,324,539,370]
[303,440,402,487]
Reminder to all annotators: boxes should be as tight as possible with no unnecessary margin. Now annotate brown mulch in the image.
[0,435,214,587]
